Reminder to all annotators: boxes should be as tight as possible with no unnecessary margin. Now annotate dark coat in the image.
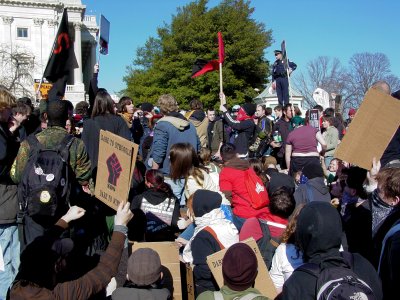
[222,112,255,156]
[280,202,382,300]
[293,177,331,205]
[82,114,131,177]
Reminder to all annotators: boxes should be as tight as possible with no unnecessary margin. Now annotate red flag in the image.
[191,59,219,78]
[218,31,224,64]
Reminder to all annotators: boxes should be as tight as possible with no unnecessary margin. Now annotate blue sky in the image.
[83,0,400,94]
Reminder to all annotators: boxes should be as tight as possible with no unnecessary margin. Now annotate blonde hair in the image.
[157,94,178,115]
[0,87,16,112]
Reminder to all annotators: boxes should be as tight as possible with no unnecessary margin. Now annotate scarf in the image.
[236,107,252,122]
[182,208,238,264]
[119,112,133,128]
[371,189,394,235]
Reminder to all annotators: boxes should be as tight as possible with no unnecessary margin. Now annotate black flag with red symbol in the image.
[43,9,78,99]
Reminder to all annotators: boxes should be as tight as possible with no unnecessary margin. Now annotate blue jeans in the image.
[179,223,195,241]
[0,224,20,299]
[232,214,246,232]
[165,177,186,206]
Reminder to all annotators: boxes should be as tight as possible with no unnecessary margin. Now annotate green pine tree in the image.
[123,0,272,109]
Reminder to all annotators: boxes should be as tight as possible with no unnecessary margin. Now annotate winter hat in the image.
[239,218,263,242]
[222,243,258,291]
[128,248,162,286]
[192,190,222,217]
[348,108,357,116]
[242,103,256,117]
[232,104,240,112]
[302,161,324,180]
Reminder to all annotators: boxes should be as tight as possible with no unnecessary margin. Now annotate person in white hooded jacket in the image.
[182,190,238,296]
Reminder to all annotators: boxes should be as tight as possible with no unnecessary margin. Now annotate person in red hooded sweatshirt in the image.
[219,93,256,159]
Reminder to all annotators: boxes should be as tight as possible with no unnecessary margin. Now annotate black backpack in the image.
[18,134,74,225]
[298,252,376,300]
[257,219,280,269]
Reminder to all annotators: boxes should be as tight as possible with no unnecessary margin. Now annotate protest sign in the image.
[309,109,320,130]
[335,88,400,169]
[207,238,277,299]
[132,242,181,299]
[185,263,195,300]
[94,130,138,210]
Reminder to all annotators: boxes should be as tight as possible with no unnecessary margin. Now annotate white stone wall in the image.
[0,0,97,104]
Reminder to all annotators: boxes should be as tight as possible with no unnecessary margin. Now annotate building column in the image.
[73,22,83,85]
[90,39,97,72]
[33,18,44,75]
[1,16,13,46]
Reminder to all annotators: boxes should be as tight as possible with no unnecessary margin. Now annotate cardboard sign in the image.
[309,109,320,130]
[34,79,52,99]
[335,88,400,169]
[185,263,195,300]
[94,130,138,210]
[207,238,277,299]
[132,242,181,299]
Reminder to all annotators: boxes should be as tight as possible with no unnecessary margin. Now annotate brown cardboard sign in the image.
[94,130,138,210]
[132,242,181,299]
[335,88,400,169]
[206,238,277,299]
[185,263,195,300]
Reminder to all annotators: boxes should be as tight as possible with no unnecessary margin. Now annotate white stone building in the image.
[0,0,98,105]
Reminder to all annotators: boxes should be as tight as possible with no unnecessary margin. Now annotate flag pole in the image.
[97,13,101,66]
[219,62,223,94]
[36,8,65,102]
[284,41,293,103]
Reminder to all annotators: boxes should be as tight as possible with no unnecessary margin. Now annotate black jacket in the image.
[273,117,292,158]
[192,230,222,296]
[280,202,382,300]
[222,112,255,156]
[372,208,400,300]
[82,114,131,177]
[0,123,19,223]
[130,188,180,242]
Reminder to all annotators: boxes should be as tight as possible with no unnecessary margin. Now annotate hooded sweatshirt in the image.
[219,158,271,220]
[187,110,209,148]
[280,202,383,300]
[149,112,200,175]
[293,177,331,206]
[130,188,180,242]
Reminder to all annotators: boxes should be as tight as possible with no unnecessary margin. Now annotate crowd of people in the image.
[0,77,399,300]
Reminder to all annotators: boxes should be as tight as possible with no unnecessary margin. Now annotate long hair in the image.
[145,169,174,197]
[249,158,268,186]
[91,89,115,118]
[281,204,305,244]
[118,96,133,114]
[169,143,205,185]
[0,87,16,112]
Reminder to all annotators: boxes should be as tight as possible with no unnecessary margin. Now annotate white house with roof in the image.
[254,83,305,114]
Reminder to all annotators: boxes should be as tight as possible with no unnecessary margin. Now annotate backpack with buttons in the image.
[298,252,377,300]
[18,134,74,225]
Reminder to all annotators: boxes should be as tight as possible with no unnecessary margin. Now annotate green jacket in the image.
[197,285,270,300]
[11,126,91,185]
[323,126,339,157]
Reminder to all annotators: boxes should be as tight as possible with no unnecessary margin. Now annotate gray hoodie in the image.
[294,177,331,206]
